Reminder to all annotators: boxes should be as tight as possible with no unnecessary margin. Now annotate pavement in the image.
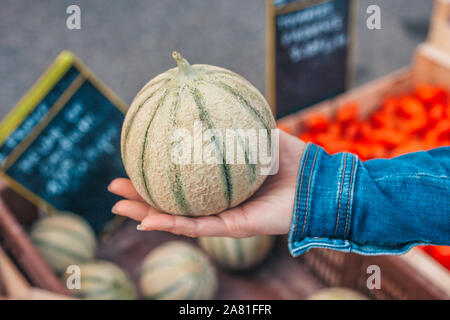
[0,0,434,118]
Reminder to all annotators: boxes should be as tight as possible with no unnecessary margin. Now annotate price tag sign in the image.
[0,51,127,233]
[266,0,357,118]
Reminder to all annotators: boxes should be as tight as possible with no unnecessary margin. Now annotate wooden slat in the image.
[400,248,450,298]
[0,183,69,295]
[427,0,450,55]
[265,0,277,115]
[279,67,414,135]
[0,246,31,298]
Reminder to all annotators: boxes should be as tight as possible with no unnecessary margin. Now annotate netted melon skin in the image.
[121,53,276,216]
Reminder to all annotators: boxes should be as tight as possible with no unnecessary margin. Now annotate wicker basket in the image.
[300,249,450,299]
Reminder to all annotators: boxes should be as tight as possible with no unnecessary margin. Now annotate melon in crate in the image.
[121,51,276,216]
[307,287,369,300]
[30,212,97,274]
[139,241,217,300]
[64,261,136,300]
[198,236,275,270]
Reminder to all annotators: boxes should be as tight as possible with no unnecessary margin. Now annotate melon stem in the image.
[172,51,194,77]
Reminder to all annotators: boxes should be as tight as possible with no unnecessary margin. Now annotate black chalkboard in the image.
[0,51,127,233]
[266,0,356,118]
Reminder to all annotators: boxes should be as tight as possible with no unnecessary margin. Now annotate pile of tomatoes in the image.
[278,84,450,270]
[290,84,450,160]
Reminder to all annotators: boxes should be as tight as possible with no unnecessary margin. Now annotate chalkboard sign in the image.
[0,51,127,233]
[266,0,356,118]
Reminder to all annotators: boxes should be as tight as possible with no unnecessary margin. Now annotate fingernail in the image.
[137,224,145,231]
[107,182,114,192]
[112,205,118,214]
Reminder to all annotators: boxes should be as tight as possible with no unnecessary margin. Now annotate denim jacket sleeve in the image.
[288,143,450,256]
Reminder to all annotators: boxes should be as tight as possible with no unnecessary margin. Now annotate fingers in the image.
[138,207,251,238]
[108,178,145,202]
[140,214,199,237]
[109,177,255,238]
[112,199,160,222]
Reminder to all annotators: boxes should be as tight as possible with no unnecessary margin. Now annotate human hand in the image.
[108,130,306,238]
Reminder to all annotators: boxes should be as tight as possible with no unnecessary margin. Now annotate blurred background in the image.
[0,0,433,117]
[1,0,450,301]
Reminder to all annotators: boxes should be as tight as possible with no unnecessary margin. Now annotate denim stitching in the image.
[292,145,312,243]
[301,148,319,238]
[291,239,420,257]
[344,155,356,237]
[334,152,348,236]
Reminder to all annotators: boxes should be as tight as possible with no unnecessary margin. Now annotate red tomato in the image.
[400,117,428,135]
[415,84,447,106]
[368,143,387,159]
[381,97,400,117]
[390,140,426,158]
[418,245,432,254]
[370,111,387,129]
[298,132,315,143]
[397,96,427,120]
[425,119,450,144]
[336,102,359,124]
[343,122,360,141]
[356,121,374,142]
[373,128,406,149]
[328,123,342,138]
[314,132,331,148]
[428,246,450,270]
[322,139,350,155]
[350,143,372,161]
[303,113,329,133]
[428,103,445,125]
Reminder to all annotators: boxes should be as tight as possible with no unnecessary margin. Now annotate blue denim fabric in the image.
[288,143,450,256]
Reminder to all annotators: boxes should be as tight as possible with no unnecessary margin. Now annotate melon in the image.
[121,51,276,216]
[64,261,136,300]
[139,241,217,300]
[198,236,275,270]
[306,287,369,300]
[30,212,97,274]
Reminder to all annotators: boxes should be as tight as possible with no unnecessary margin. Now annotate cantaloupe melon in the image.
[30,212,97,274]
[121,51,276,216]
[198,236,275,270]
[139,241,217,300]
[306,287,369,300]
[64,261,136,300]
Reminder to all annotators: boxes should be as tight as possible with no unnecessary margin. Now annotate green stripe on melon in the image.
[140,89,170,210]
[139,241,217,300]
[198,236,275,270]
[64,261,136,300]
[166,88,193,214]
[121,52,276,216]
[30,212,97,274]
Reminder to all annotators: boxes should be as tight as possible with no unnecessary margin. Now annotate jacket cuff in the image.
[288,143,359,256]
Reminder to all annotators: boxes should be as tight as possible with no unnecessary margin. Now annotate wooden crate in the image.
[0,183,328,300]
[279,0,450,134]
[278,0,450,300]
